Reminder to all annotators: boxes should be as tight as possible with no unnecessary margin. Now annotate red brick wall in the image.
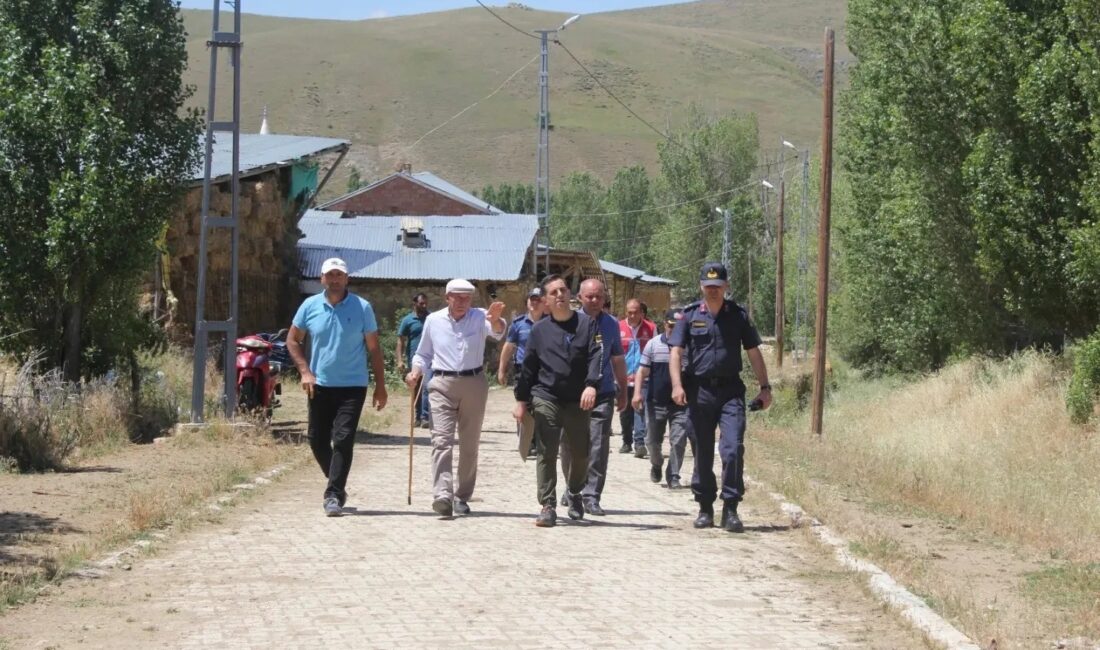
[325,174,490,216]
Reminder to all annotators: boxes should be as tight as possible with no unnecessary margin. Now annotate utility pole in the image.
[533,29,551,277]
[721,208,731,274]
[811,27,836,437]
[795,153,811,362]
[532,15,580,278]
[191,0,242,422]
[775,175,785,369]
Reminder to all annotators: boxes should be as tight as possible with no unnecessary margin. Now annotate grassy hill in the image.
[180,0,850,195]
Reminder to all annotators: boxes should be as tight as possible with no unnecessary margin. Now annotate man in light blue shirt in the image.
[404,278,506,518]
[287,257,387,517]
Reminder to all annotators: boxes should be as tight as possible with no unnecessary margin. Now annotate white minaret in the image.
[259,106,271,135]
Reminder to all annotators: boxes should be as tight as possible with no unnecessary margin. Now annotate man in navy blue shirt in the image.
[497,287,546,386]
[287,257,388,517]
[560,278,627,516]
[499,287,546,458]
[670,262,772,533]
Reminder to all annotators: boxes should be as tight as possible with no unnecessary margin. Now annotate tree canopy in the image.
[0,0,201,379]
[836,0,1100,372]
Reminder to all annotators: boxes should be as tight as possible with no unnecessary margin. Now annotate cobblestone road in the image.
[1,388,925,649]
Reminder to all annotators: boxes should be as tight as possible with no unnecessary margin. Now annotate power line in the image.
[554,40,804,179]
[399,53,539,157]
[474,1,539,40]
[324,53,538,191]
[555,40,672,144]
[555,170,793,219]
[597,219,718,264]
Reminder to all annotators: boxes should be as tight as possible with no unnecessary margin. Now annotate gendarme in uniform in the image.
[669,261,771,532]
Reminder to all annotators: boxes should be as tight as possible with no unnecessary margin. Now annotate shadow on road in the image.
[0,512,82,566]
[58,465,123,474]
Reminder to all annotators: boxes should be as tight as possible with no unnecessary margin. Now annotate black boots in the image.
[693,503,714,528]
[694,501,744,532]
[720,501,744,533]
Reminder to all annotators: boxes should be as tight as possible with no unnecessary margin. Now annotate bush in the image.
[1066,329,1100,424]
[0,359,83,471]
[0,346,217,471]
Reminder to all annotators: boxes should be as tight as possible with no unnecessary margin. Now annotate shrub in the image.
[1066,329,1100,424]
[0,358,82,470]
[0,346,219,470]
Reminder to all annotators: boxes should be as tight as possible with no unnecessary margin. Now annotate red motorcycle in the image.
[235,331,284,419]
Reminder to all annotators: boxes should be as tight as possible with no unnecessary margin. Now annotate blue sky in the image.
[176,1,686,20]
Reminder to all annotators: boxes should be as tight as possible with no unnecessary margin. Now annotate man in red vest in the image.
[619,299,656,457]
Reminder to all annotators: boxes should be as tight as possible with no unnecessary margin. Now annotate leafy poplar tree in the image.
[0,0,201,379]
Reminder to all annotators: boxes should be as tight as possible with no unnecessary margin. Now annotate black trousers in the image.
[308,385,367,501]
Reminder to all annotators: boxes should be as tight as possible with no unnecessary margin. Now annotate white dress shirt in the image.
[413,307,505,373]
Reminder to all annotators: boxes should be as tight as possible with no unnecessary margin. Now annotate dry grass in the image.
[752,350,1100,645]
[761,351,1100,562]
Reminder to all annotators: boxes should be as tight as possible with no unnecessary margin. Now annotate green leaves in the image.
[837,0,1100,372]
[0,0,200,377]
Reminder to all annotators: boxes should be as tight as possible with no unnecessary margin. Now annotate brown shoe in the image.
[535,505,557,527]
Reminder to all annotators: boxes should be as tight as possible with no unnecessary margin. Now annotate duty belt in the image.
[433,366,484,377]
[692,375,738,387]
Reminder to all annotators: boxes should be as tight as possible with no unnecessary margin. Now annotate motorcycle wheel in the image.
[239,378,260,413]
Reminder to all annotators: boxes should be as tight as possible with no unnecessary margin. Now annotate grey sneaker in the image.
[535,505,557,527]
[634,446,647,459]
[432,498,453,517]
[324,497,341,517]
[649,465,662,483]
[453,499,471,516]
[618,442,632,454]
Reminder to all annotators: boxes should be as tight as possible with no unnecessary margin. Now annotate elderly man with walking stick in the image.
[404,279,506,518]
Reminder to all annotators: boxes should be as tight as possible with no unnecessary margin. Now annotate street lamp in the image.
[533,14,582,276]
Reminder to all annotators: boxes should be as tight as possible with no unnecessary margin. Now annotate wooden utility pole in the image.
[775,178,785,369]
[810,27,835,437]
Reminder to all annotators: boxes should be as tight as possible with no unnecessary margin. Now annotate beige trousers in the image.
[427,374,488,501]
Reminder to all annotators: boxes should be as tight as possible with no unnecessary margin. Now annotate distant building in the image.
[598,260,676,316]
[319,166,500,216]
[296,211,538,321]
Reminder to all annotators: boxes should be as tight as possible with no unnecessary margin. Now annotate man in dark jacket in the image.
[513,274,603,528]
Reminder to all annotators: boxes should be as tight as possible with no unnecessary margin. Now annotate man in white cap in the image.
[405,279,506,517]
[287,257,387,517]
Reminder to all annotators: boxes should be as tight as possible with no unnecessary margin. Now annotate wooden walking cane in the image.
[407,377,424,505]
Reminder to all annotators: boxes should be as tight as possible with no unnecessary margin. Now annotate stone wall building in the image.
[157,132,349,339]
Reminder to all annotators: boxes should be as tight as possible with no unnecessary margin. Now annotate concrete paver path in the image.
[1,389,924,648]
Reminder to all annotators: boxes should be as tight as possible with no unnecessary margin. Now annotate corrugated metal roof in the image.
[411,172,499,213]
[599,259,677,285]
[297,211,537,281]
[192,131,349,183]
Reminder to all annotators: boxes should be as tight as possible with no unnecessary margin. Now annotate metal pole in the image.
[810,27,835,437]
[224,1,242,418]
[747,251,753,322]
[776,177,785,368]
[795,154,810,362]
[534,30,552,276]
[190,0,222,423]
[721,208,731,273]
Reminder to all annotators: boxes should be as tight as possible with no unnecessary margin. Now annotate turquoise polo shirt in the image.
[292,291,378,387]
